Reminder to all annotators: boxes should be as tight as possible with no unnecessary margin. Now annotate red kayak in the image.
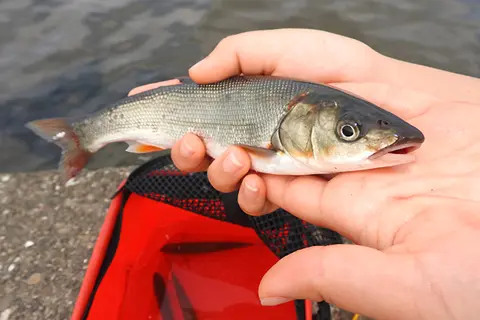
[71,151,343,320]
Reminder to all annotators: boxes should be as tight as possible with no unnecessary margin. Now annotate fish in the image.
[25,75,425,182]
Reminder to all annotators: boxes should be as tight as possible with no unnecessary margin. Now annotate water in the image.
[1,0,479,173]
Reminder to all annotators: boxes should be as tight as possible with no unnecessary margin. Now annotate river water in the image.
[1,0,479,173]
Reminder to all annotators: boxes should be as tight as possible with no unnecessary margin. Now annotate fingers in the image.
[246,171,422,248]
[206,147,251,193]
[237,174,323,219]
[188,28,378,84]
[248,174,341,229]
[170,133,211,172]
[237,174,279,215]
[258,245,419,320]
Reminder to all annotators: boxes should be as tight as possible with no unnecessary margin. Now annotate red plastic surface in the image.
[77,192,297,320]
[71,180,126,320]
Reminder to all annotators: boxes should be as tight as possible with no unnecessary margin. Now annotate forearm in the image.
[375,54,480,104]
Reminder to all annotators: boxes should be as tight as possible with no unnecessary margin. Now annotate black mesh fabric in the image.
[124,152,344,320]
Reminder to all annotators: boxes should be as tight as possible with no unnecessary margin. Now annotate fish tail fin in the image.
[25,118,93,181]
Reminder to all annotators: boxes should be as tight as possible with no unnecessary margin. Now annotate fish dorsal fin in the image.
[176,76,196,84]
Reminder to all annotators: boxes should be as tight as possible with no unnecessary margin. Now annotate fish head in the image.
[274,91,425,172]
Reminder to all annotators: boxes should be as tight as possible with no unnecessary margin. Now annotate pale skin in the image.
[129,29,480,320]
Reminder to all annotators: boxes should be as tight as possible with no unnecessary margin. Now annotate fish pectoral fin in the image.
[234,144,278,158]
[125,141,165,153]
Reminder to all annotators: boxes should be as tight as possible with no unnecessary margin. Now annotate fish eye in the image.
[337,121,360,141]
[378,119,390,127]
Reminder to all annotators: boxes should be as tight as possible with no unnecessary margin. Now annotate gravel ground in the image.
[0,167,133,320]
[0,166,361,320]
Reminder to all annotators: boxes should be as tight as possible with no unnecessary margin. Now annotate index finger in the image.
[188,28,379,84]
[189,28,480,104]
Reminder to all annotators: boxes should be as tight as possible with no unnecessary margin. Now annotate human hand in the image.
[129,29,480,320]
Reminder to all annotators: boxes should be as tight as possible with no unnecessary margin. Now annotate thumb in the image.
[259,244,419,320]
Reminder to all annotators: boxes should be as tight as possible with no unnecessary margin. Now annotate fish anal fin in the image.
[126,141,165,153]
[234,144,277,158]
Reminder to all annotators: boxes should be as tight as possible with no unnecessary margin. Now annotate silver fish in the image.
[26,75,425,181]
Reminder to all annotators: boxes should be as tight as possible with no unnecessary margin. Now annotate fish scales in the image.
[79,76,315,150]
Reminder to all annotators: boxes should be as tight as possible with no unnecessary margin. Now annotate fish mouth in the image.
[369,135,425,160]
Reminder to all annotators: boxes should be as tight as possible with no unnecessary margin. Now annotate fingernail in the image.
[223,150,243,173]
[244,180,259,197]
[260,297,293,306]
[180,140,194,157]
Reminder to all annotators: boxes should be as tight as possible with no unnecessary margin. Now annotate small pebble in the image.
[7,264,15,272]
[0,308,12,320]
[26,273,42,285]
[1,175,10,182]
[13,257,20,263]
[24,241,34,248]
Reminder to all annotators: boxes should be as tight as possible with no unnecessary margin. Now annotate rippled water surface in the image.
[1,0,479,172]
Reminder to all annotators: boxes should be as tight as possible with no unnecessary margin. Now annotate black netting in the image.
[124,152,343,320]
[126,155,228,221]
